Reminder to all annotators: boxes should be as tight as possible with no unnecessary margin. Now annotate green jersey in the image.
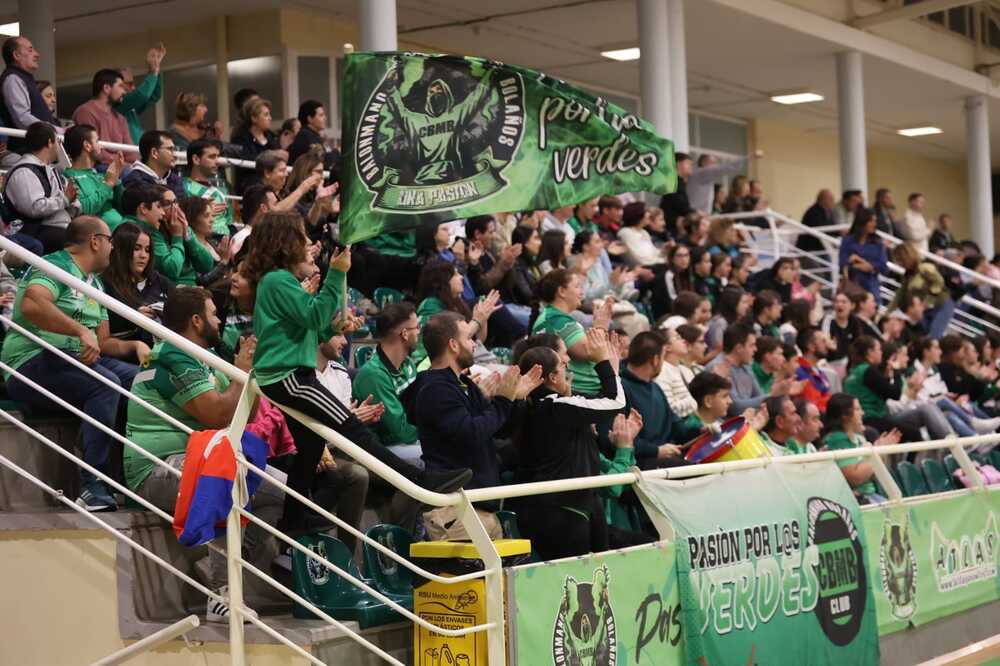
[1,250,108,378]
[125,341,230,489]
[64,167,124,230]
[751,361,773,394]
[824,430,875,496]
[183,177,233,236]
[843,362,887,418]
[252,268,345,385]
[532,304,599,396]
[353,346,418,445]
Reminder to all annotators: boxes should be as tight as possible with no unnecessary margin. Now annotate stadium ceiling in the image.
[11,0,1000,162]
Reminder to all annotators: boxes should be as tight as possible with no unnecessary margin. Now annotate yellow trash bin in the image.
[410,539,531,666]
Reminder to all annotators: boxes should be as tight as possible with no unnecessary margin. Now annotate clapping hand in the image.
[593,296,614,331]
[586,327,609,363]
[472,370,501,398]
[472,290,502,327]
[467,240,484,265]
[329,246,351,272]
[350,395,384,424]
[609,409,643,449]
[875,428,902,446]
[744,404,768,432]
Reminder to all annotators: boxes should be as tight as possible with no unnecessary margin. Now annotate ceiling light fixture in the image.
[897,126,943,137]
[0,23,18,36]
[600,47,640,62]
[770,92,824,105]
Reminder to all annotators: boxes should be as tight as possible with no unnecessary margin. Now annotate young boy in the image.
[688,371,734,430]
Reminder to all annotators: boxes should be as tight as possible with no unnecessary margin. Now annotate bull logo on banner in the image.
[552,564,617,666]
[879,517,918,620]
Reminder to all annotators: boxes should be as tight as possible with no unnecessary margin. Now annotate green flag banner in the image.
[862,490,999,635]
[339,52,677,244]
[506,543,685,666]
[636,462,881,666]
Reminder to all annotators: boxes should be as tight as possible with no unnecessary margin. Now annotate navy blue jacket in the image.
[401,367,512,491]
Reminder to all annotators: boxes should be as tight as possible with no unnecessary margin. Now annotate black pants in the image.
[22,224,67,255]
[516,496,608,561]
[260,368,421,523]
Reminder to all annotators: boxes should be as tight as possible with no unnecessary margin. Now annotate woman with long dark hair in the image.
[706,286,751,352]
[503,225,543,307]
[664,244,693,302]
[838,207,887,301]
[243,211,471,532]
[178,196,230,291]
[537,229,568,275]
[102,222,172,362]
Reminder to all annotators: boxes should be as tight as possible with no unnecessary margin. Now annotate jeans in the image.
[386,442,425,471]
[138,453,284,590]
[923,298,956,339]
[6,350,138,486]
[935,397,976,437]
[10,232,42,255]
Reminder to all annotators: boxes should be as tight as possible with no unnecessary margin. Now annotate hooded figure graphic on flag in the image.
[379,58,500,186]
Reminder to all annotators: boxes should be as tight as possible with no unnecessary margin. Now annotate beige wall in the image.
[0,529,309,665]
[750,117,973,243]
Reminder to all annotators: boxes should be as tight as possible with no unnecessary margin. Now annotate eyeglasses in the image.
[93,233,112,242]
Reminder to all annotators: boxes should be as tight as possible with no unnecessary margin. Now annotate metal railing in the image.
[0,215,998,666]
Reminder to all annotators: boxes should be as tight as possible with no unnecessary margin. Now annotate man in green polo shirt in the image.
[353,301,422,467]
[183,139,233,237]
[2,216,142,512]
[125,285,281,622]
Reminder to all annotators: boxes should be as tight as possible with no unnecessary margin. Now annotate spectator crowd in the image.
[2,34,1000,623]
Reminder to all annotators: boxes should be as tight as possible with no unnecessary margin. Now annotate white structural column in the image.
[359,0,398,52]
[667,0,689,152]
[836,51,868,197]
[965,95,994,253]
[638,0,672,139]
[18,0,55,84]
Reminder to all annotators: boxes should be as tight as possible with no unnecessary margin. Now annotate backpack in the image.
[0,162,52,233]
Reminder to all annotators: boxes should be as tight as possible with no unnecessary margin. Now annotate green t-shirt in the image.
[1,250,108,377]
[125,341,230,489]
[751,361,773,395]
[64,167,124,230]
[532,304,599,396]
[352,347,418,445]
[843,362,887,418]
[184,177,233,236]
[252,268,344,386]
[823,430,875,496]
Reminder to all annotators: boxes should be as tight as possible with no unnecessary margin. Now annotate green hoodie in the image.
[843,362,887,418]
[64,167,124,229]
[184,177,233,236]
[114,72,162,144]
[133,218,215,286]
[252,268,345,385]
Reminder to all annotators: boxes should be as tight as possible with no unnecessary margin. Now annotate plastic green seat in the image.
[989,450,1000,470]
[896,461,930,497]
[491,347,513,365]
[291,533,402,628]
[943,454,960,477]
[921,459,955,493]
[970,451,988,465]
[362,524,415,605]
[373,287,404,310]
[496,510,521,539]
[353,345,375,369]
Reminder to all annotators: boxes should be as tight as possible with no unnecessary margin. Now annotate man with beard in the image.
[124,286,281,621]
[382,63,497,185]
[795,326,836,410]
[3,216,140,511]
[401,311,542,539]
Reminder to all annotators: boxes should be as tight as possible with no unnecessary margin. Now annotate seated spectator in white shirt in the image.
[656,326,698,418]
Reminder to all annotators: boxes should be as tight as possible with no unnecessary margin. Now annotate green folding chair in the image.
[496,510,521,539]
[362,524,415,606]
[291,533,401,628]
[373,287,404,311]
[896,461,930,497]
[921,458,955,494]
[943,454,960,477]
[989,449,1000,471]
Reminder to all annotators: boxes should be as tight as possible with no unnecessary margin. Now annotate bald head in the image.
[65,215,113,273]
[66,215,109,246]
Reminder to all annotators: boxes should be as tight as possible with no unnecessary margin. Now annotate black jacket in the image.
[103,270,173,358]
[511,360,624,509]
[797,203,833,253]
[502,256,540,306]
[121,164,185,200]
[230,124,279,194]
[660,177,693,237]
[401,367,512,492]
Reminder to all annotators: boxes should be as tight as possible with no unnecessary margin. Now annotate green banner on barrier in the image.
[339,52,676,244]
[862,490,1000,635]
[636,462,880,666]
[507,543,684,666]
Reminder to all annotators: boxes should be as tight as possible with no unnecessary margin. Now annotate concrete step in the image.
[0,416,81,511]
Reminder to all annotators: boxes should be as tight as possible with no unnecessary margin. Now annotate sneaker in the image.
[971,416,1000,435]
[277,511,336,538]
[76,481,118,512]
[206,585,259,623]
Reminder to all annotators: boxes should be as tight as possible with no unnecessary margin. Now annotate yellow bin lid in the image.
[410,539,531,559]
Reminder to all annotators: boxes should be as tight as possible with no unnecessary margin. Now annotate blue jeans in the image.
[935,397,975,437]
[923,298,956,339]
[6,350,138,486]
[11,232,42,255]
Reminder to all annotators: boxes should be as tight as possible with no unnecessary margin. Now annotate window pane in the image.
[55,82,90,125]
[163,64,218,124]
[297,56,331,127]
[228,56,282,125]
[697,115,747,155]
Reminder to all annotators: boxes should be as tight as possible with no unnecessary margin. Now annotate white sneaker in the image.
[206,586,258,623]
[970,416,1000,434]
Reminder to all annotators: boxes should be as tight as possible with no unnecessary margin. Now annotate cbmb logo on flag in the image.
[354,55,525,213]
[552,564,617,666]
